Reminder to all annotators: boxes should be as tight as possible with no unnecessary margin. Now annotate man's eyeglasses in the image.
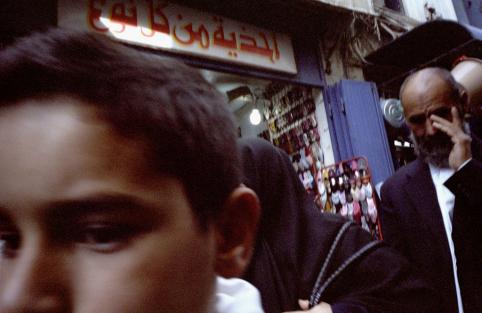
[407,106,453,125]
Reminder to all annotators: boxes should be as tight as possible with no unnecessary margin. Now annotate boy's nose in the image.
[0,242,71,313]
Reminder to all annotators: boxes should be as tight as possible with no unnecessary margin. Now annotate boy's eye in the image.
[0,229,20,258]
[76,224,136,253]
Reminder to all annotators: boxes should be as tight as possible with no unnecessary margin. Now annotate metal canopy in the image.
[363,20,482,97]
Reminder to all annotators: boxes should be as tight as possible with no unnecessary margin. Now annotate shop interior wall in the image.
[233,83,334,166]
[236,101,267,139]
[313,89,335,166]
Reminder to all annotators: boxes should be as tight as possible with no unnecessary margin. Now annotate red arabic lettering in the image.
[173,23,210,49]
[197,25,210,49]
[110,0,138,33]
[271,33,280,61]
[239,32,275,60]
[88,0,108,32]
[141,0,170,37]
[212,18,237,49]
[173,23,195,45]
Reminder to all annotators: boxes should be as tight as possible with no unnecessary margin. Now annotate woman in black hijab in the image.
[239,138,436,313]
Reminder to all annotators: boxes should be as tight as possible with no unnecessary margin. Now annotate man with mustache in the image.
[379,67,482,313]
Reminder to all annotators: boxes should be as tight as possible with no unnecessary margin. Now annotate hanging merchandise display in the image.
[314,157,382,240]
[229,77,382,239]
[259,83,324,195]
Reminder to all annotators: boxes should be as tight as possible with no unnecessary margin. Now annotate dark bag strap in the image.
[309,221,382,308]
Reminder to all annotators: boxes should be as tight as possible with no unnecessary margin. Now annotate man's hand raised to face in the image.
[430,106,472,169]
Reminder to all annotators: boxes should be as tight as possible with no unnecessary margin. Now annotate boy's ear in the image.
[214,185,260,278]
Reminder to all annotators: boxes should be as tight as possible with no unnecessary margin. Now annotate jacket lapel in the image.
[471,133,482,162]
[403,159,448,242]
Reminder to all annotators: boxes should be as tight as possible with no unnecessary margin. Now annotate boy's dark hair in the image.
[0,28,241,229]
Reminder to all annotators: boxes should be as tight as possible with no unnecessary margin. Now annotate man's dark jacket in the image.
[380,155,482,313]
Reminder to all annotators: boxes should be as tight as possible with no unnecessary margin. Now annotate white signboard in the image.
[314,0,376,16]
[58,0,298,74]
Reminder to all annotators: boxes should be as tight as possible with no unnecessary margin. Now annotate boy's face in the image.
[0,95,217,313]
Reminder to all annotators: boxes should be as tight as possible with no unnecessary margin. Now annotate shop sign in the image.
[58,0,298,74]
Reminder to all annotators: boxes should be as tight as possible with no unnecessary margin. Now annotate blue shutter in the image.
[325,83,352,161]
[325,80,394,185]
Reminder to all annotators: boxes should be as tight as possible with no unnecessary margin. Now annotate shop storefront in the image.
[57,0,337,195]
[3,0,396,236]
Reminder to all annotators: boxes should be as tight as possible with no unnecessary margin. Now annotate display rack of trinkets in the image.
[259,83,324,196]
[314,157,382,240]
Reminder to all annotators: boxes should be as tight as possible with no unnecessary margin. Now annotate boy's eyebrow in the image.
[0,194,168,228]
[46,194,162,220]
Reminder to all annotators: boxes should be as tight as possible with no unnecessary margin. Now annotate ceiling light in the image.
[250,109,262,125]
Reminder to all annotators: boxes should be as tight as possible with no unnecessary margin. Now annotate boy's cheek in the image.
[71,228,217,313]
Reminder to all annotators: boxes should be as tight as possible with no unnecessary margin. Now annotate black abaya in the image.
[239,138,436,313]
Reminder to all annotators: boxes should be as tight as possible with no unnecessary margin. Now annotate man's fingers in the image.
[451,106,462,127]
[429,106,462,127]
[431,121,455,137]
[429,114,452,126]
[430,109,464,138]
[432,120,471,144]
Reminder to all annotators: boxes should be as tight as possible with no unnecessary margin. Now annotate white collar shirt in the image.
[215,276,264,313]
[429,163,465,313]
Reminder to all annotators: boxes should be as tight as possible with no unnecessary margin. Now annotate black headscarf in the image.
[239,138,436,313]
